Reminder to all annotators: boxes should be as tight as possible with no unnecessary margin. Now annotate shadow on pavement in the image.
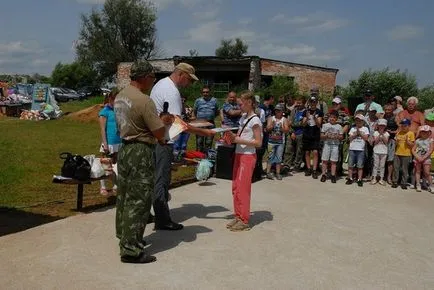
[225,210,273,228]
[146,225,212,255]
[0,207,62,237]
[170,203,230,223]
[249,210,274,227]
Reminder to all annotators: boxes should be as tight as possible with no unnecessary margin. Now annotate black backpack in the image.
[60,152,91,181]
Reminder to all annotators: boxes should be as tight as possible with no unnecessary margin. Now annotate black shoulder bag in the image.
[60,152,91,181]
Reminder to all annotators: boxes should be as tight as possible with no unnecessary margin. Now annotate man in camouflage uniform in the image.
[324,96,351,176]
[114,60,166,264]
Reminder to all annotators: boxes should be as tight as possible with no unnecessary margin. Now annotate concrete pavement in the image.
[1,174,434,289]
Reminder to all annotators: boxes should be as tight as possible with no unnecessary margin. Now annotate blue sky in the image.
[0,0,433,86]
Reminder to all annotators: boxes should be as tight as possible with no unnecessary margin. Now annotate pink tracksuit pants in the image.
[232,153,256,224]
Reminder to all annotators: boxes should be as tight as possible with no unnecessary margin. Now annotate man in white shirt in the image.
[150,62,215,231]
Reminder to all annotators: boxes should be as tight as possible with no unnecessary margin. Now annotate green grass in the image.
[0,98,197,218]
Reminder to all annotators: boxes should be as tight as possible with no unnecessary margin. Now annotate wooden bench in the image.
[52,175,111,211]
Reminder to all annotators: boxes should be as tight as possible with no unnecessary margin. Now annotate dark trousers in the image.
[196,125,215,153]
[153,143,173,226]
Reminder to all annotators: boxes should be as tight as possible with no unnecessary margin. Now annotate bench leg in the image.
[77,184,84,211]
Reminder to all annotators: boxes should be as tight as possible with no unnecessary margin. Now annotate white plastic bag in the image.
[91,158,105,178]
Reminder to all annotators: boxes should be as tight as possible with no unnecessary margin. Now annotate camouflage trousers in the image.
[115,142,155,257]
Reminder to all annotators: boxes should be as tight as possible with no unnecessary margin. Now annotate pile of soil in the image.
[66,104,104,122]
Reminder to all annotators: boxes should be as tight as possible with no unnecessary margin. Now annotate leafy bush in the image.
[418,85,434,111]
[343,68,418,105]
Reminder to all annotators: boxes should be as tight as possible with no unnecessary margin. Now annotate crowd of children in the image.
[260,91,434,192]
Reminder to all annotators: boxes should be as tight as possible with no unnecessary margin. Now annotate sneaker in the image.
[392,183,399,188]
[230,220,251,232]
[428,187,433,193]
[312,171,318,179]
[378,180,385,186]
[331,176,337,183]
[266,173,274,180]
[401,184,408,190]
[357,179,363,187]
[370,177,377,185]
[276,174,283,180]
[409,184,416,189]
[305,169,312,176]
[345,179,353,185]
[226,218,239,229]
[320,175,327,182]
[416,185,422,192]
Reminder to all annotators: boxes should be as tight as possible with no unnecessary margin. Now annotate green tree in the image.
[215,38,248,58]
[343,68,418,105]
[76,0,160,82]
[255,75,299,100]
[418,85,434,111]
[189,49,199,57]
[51,62,97,89]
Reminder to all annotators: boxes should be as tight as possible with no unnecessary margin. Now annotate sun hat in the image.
[425,112,434,121]
[355,114,365,120]
[419,125,431,132]
[175,63,199,81]
[377,119,387,126]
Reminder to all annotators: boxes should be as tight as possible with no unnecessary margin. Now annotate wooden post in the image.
[77,184,84,211]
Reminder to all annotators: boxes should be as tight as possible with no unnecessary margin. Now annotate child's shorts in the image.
[348,150,365,168]
[268,143,284,164]
[321,143,339,162]
[387,139,396,162]
[100,143,120,154]
[414,158,432,166]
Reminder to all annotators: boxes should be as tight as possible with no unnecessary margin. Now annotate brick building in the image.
[117,56,338,95]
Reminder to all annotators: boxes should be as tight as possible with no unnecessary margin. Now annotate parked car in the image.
[101,88,111,97]
[51,88,82,102]
[77,86,102,98]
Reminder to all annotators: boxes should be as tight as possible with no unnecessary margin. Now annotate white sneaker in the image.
[409,184,416,189]
[415,185,422,192]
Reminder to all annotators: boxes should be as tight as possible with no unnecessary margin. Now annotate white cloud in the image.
[270,12,348,32]
[296,49,341,62]
[387,25,424,40]
[187,21,222,43]
[75,0,104,4]
[0,41,34,54]
[260,43,316,56]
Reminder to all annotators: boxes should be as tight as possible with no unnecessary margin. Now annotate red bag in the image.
[185,151,206,159]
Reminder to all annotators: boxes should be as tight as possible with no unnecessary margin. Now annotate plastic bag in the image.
[91,158,105,178]
[84,155,105,178]
[195,159,214,181]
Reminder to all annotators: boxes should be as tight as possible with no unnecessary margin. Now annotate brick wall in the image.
[117,62,133,89]
[260,59,337,95]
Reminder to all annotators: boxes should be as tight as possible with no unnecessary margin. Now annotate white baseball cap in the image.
[332,97,342,104]
[377,118,387,126]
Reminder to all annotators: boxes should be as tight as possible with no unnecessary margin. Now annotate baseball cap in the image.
[364,89,373,96]
[394,96,403,103]
[355,114,365,120]
[377,118,387,126]
[275,104,284,111]
[425,112,434,121]
[419,125,431,132]
[332,97,342,104]
[309,96,318,102]
[175,62,199,81]
[400,118,411,125]
[130,60,154,79]
[368,107,377,112]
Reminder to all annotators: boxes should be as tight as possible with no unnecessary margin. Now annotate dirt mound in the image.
[66,104,104,122]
